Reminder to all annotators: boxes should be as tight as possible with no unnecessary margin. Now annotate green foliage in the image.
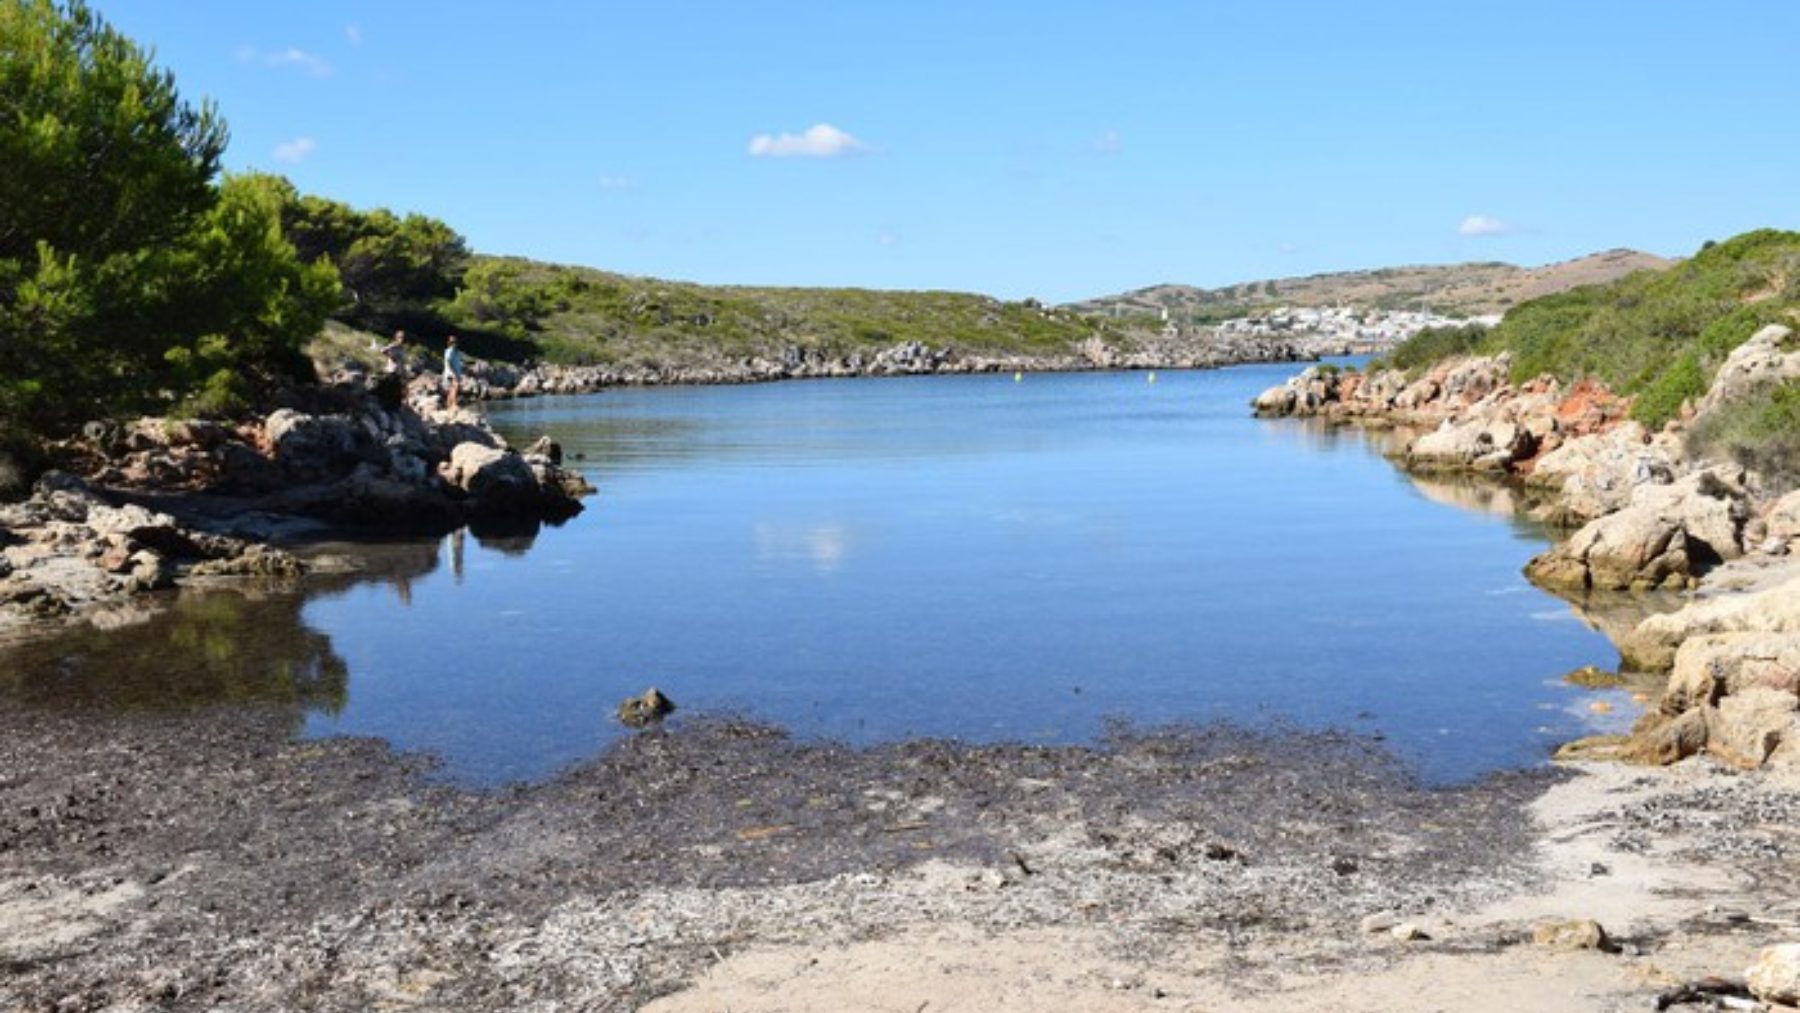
[1387,323,1489,375]
[0,0,226,265]
[274,182,468,330]
[1688,380,1800,491]
[1385,230,1800,428]
[0,3,337,433]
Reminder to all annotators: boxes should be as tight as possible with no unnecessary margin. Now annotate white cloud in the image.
[273,136,317,164]
[1458,214,1514,237]
[877,229,900,248]
[1092,129,1122,155]
[345,23,363,46]
[237,46,333,77]
[747,123,869,159]
[598,175,636,190]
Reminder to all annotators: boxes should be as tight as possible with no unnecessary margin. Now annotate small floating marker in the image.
[1148,371,1158,384]
[1013,371,1023,382]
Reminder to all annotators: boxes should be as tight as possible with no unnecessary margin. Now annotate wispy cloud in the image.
[344,23,364,46]
[747,123,870,159]
[1458,214,1514,237]
[1092,129,1123,155]
[598,174,636,190]
[236,46,333,78]
[273,137,317,164]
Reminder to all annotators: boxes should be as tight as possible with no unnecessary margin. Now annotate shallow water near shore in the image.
[1,363,1634,784]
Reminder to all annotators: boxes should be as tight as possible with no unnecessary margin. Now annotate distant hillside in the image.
[1068,249,1674,322]
[437,256,1153,367]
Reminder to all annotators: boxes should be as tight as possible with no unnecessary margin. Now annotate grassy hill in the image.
[436,257,1146,367]
[1068,249,1671,323]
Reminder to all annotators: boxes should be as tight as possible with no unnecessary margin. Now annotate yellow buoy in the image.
[1013,371,1022,382]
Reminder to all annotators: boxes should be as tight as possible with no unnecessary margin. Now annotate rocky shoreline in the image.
[0,377,593,637]
[4,339,1800,1008]
[411,332,1339,402]
[1252,324,1800,772]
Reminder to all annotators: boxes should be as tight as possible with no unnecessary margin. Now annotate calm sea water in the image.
[0,363,1635,784]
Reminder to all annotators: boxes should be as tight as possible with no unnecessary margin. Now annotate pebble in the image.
[1390,922,1429,942]
[1360,912,1399,934]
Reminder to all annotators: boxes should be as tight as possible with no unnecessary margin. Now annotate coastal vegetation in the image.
[0,0,338,432]
[1385,231,1800,471]
[435,256,1125,367]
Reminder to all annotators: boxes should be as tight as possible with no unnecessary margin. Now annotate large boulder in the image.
[1661,633,1800,714]
[1407,416,1535,472]
[1621,574,1800,672]
[1527,423,1680,522]
[1251,384,1298,416]
[1526,469,1750,592]
[1749,943,1800,1006]
[1705,688,1797,767]
[264,409,359,482]
[1696,324,1800,419]
[443,443,540,509]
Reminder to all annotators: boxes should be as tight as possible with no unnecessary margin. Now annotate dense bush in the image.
[1386,323,1488,375]
[1484,230,1800,426]
[0,0,338,432]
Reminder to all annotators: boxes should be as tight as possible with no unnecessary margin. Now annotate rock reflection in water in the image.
[0,538,451,721]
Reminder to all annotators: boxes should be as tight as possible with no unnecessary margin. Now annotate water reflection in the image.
[0,540,445,725]
[1,590,348,718]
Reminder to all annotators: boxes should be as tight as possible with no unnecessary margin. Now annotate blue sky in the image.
[104,1,1800,303]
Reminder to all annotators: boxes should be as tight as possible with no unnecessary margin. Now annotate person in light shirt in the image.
[443,335,466,411]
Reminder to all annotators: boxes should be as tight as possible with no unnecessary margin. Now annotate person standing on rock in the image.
[381,330,408,376]
[444,335,466,411]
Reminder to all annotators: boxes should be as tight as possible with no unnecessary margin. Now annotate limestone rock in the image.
[1768,489,1800,545]
[1662,633,1800,714]
[1526,468,1750,592]
[1407,416,1535,472]
[524,435,563,466]
[444,443,538,505]
[1619,709,1709,765]
[1706,688,1798,767]
[1697,324,1800,419]
[1389,922,1429,942]
[1359,912,1399,934]
[1531,919,1615,952]
[1251,384,1298,416]
[1748,942,1800,1005]
[1622,574,1800,672]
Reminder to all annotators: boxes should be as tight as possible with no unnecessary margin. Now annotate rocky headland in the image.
[1252,323,1800,772]
[0,376,593,636]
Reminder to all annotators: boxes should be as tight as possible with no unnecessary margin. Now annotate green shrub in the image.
[1687,380,1800,491]
[1387,324,1489,375]
[0,2,336,434]
[1388,230,1800,427]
